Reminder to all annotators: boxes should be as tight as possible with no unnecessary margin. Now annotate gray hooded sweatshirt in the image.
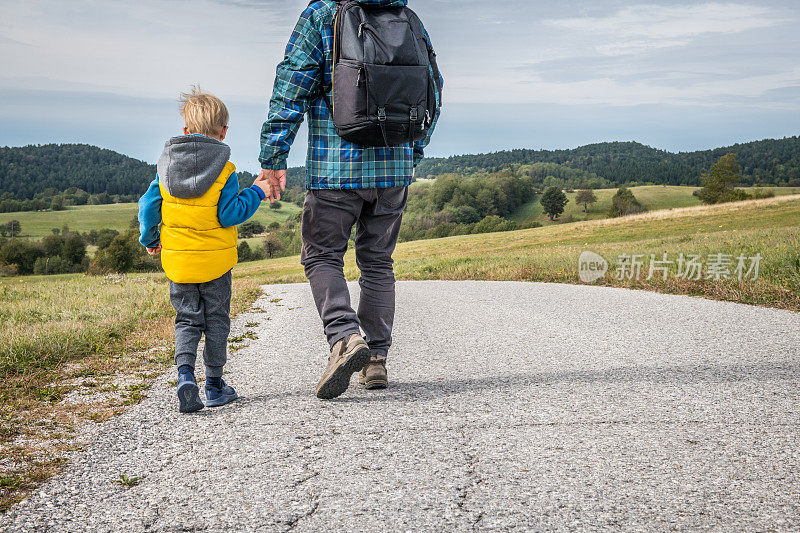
[157,135,231,199]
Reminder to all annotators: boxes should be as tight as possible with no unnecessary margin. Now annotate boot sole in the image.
[364,378,388,390]
[177,382,204,413]
[316,344,372,400]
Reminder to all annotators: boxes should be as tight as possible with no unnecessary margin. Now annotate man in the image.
[258,0,442,400]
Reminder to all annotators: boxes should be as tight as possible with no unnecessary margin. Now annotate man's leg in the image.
[303,189,373,400]
[301,189,364,348]
[355,186,408,359]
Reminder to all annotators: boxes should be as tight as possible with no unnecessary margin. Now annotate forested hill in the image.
[0,144,308,201]
[0,144,158,200]
[415,137,800,187]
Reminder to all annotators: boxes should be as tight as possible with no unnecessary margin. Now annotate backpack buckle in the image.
[410,108,418,122]
[378,107,387,122]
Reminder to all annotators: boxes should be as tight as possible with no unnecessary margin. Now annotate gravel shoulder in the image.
[3,281,799,531]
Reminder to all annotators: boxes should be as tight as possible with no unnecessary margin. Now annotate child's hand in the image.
[147,244,162,256]
[255,169,286,203]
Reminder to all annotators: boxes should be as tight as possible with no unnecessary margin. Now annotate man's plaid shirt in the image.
[259,0,442,190]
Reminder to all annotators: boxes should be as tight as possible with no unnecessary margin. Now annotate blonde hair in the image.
[179,86,229,137]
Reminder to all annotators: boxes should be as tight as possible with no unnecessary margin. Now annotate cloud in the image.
[547,3,781,55]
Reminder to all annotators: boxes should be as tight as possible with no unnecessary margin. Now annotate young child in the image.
[138,87,270,413]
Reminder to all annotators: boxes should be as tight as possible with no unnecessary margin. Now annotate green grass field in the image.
[510,185,800,225]
[0,202,301,239]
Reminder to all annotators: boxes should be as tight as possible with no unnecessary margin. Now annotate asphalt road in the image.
[3,281,800,531]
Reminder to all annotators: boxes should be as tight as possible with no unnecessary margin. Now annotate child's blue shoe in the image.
[177,372,204,413]
[205,379,238,408]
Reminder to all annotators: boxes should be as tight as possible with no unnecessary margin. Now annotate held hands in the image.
[146,244,162,256]
[254,169,286,203]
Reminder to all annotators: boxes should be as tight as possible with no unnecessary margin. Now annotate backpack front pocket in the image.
[333,61,368,129]
[364,63,429,145]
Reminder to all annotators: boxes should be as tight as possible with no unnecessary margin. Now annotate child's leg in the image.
[169,281,205,372]
[198,271,232,379]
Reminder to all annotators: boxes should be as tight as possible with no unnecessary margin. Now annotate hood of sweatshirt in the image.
[157,135,231,199]
[356,0,407,6]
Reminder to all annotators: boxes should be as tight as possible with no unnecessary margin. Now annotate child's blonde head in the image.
[179,86,229,138]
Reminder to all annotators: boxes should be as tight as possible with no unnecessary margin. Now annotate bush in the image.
[240,221,266,239]
[238,241,254,262]
[0,239,43,274]
[89,230,142,274]
[62,234,86,265]
[608,186,646,217]
[751,188,775,200]
[269,201,282,210]
[472,215,517,234]
[95,229,120,250]
[33,256,72,275]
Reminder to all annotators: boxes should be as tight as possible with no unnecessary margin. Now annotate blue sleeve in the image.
[138,177,162,248]
[217,172,265,228]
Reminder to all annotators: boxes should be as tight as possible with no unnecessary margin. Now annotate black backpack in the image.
[321,0,442,147]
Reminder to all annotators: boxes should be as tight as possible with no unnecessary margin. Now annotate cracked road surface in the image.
[3,281,800,531]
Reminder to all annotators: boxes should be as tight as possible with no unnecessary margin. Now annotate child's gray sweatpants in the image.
[169,270,231,378]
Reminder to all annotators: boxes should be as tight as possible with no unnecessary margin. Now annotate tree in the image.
[269,201,282,210]
[240,221,266,239]
[263,233,284,259]
[50,196,64,211]
[0,239,43,274]
[696,153,743,204]
[95,229,119,250]
[575,189,598,213]
[42,234,65,257]
[91,230,139,273]
[62,234,87,265]
[5,220,21,238]
[237,241,254,262]
[540,186,568,221]
[608,186,646,217]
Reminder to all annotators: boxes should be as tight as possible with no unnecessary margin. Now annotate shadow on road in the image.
[235,360,799,406]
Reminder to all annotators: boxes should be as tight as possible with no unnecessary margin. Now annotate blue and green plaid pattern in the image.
[259,0,442,190]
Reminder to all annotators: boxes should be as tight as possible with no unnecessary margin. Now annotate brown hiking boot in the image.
[359,354,388,390]
[315,334,371,400]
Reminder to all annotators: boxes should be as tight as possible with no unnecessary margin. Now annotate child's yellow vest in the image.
[159,162,238,284]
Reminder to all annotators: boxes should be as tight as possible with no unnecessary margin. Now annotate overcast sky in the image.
[1,0,799,170]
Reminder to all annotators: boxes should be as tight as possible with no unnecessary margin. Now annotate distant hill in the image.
[4,137,800,201]
[415,138,800,187]
[0,144,307,201]
[0,144,157,200]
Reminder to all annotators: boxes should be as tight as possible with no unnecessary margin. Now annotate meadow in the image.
[509,185,800,225]
[0,201,301,239]
[1,194,799,511]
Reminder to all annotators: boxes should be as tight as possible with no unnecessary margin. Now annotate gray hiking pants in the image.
[169,270,232,378]
[301,187,408,358]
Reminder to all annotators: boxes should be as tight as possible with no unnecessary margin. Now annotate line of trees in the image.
[415,138,800,187]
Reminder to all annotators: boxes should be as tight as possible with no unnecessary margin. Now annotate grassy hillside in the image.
[2,194,798,511]
[510,185,800,226]
[0,202,301,240]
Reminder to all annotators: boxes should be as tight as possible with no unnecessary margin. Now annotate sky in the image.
[1,0,799,171]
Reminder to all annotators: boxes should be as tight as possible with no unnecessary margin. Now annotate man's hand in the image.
[255,169,286,203]
[146,244,162,256]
